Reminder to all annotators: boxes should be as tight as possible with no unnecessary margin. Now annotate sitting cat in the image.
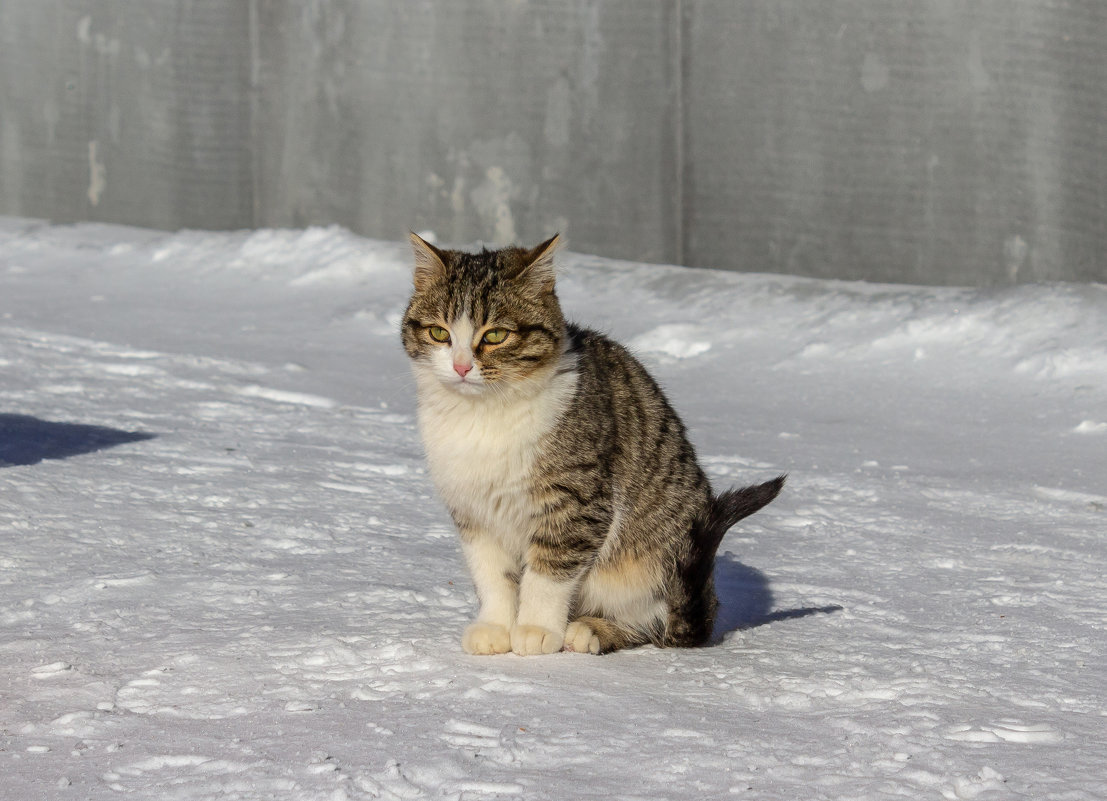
[401,233,784,655]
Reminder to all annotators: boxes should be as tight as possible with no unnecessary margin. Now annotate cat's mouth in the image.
[446,374,486,395]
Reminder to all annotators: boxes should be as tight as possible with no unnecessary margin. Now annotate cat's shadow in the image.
[712,551,842,642]
[0,414,156,467]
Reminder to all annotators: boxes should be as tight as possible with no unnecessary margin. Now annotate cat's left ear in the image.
[410,232,448,292]
[518,234,561,294]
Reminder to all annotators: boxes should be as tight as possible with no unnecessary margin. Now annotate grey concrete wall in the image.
[683,1,1107,284]
[1,1,1104,285]
[255,1,681,264]
[0,1,254,230]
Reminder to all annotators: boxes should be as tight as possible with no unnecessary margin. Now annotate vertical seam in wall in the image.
[672,0,686,266]
[247,0,261,227]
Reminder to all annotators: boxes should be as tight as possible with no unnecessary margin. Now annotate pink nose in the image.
[453,362,472,377]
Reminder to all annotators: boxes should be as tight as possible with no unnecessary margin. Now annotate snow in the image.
[1,216,1105,800]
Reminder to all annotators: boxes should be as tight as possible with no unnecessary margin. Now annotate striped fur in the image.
[402,233,783,655]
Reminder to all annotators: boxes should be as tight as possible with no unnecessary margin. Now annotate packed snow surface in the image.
[1,218,1105,800]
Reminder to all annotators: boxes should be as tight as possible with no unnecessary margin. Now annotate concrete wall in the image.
[0,1,254,230]
[2,1,1104,285]
[254,1,682,264]
[683,1,1107,284]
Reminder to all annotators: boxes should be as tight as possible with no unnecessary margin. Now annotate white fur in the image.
[415,324,577,543]
[461,622,511,655]
[510,623,564,655]
[460,536,517,626]
[564,621,601,654]
[413,323,578,654]
[513,570,575,654]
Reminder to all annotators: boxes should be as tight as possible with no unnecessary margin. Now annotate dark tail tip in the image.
[702,474,786,552]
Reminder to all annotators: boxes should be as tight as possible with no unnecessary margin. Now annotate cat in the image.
[401,232,784,655]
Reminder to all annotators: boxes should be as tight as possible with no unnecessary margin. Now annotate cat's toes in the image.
[564,621,601,654]
[462,622,512,655]
[510,624,564,656]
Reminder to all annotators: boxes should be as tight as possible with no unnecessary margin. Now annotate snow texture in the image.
[1,217,1105,800]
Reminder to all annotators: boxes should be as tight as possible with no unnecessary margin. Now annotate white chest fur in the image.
[415,360,578,548]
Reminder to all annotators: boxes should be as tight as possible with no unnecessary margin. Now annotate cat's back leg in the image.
[569,558,668,653]
[564,616,653,654]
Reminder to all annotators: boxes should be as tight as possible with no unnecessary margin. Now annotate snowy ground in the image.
[1,217,1104,800]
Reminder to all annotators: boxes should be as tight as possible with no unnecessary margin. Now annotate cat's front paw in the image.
[564,620,601,654]
[462,622,512,655]
[510,624,564,656]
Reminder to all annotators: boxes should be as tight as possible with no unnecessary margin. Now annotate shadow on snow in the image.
[0,414,155,467]
[713,551,842,641]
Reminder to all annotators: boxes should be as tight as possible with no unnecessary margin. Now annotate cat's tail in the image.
[665,475,786,647]
[699,475,786,555]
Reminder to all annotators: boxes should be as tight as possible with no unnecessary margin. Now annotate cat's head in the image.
[401,233,566,398]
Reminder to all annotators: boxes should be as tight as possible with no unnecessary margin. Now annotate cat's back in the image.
[544,323,711,509]
[562,323,697,440]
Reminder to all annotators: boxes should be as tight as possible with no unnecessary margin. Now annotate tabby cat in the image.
[401,233,784,655]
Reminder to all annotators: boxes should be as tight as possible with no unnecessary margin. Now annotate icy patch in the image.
[1034,486,1107,510]
[235,384,337,408]
[355,308,406,337]
[1015,348,1107,379]
[92,572,156,589]
[31,661,73,678]
[101,754,293,797]
[1073,420,1107,434]
[940,766,1007,800]
[47,710,108,738]
[114,664,252,720]
[100,362,164,376]
[945,721,1061,744]
[288,250,395,287]
[630,324,712,359]
[870,314,988,351]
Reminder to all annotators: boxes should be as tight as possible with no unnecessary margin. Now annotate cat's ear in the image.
[517,234,561,294]
[410,232,448,292]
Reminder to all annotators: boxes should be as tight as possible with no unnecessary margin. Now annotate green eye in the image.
[482,328,509,345]
[428,325,450,343]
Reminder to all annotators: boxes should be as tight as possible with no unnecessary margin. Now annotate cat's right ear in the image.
[518,233,561,294]
[410,232,448,292]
